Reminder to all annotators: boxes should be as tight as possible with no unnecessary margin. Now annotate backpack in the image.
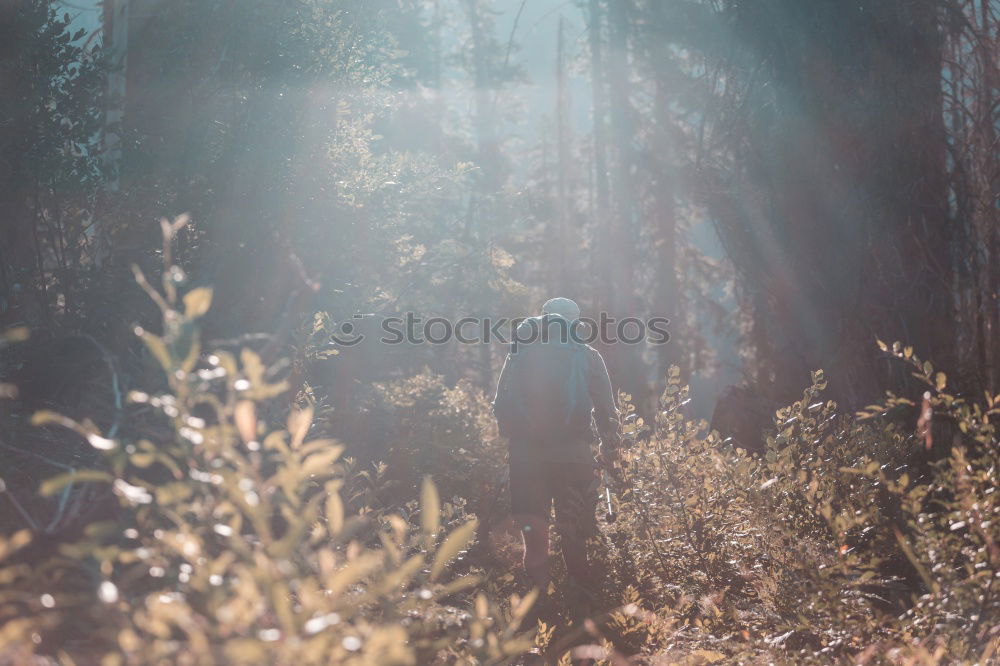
[493,315,592,441]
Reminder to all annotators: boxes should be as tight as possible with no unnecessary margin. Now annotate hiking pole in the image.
[602,470,616,523]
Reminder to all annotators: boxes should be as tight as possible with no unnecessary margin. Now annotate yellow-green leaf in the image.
[183,287,213,318]
[326,489,344,535]
[378,554,424,594]
[240,348,264,386]
[180,336,201,376]
[271,493,323,559]
[2,326,29,343]
[234,400,257,444]
[421,476,440,537]
[328,552,381,596]
[40,470,113,497]
[287,405,314,450]
[31,409,78,430]
[140,332,172,373]
[431,519,477,581]
[509,587,538,627]
[0,530,32,561]
[436,574,482,598]
[301,446,344,478]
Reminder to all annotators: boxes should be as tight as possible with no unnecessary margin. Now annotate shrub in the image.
[367,370,507,521]
[0,222,533,665]
[3,226,999,664]
[600,354,999,663]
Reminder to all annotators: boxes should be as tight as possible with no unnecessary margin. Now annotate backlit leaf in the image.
[421,476,440,537]
[287,405,313,450]
[40,470,113,497]
[431,519,477,581]
[183,287,213,318]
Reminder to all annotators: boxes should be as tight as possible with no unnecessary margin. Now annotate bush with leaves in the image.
[365,370,507,520]
[851,343,1000,662]
[4,227,1000,664]
[0,223,535,665]
[599,354,998,663]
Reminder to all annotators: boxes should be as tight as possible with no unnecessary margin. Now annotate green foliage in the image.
[6,262,1000,664]
[367,369,506,513]
[4,2,998,661]
[0,230,533,665]
[0,0,111,326]
[597,355,999,662]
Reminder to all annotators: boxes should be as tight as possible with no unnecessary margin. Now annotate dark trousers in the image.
[508,455,598,582]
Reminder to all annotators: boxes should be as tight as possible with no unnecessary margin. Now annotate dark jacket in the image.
[492,317,619,461]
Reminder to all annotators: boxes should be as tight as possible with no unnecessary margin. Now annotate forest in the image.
[0,0,998,663]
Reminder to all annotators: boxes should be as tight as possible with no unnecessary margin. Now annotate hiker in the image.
[492,297,621,596]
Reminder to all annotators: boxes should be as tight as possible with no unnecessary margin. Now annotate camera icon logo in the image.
[329,315,366,346]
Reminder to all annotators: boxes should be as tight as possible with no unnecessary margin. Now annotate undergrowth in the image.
[1,224,998,664]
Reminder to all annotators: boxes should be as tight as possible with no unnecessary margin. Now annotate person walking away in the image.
[492,297,621,603]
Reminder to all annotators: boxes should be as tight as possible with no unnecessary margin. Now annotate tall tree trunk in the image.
[588,0,612,311]
[607,0,636,316]
[555,15,570,294]
[604,0,649,410]
[651,74,680,387]
[463,0,496,389]
[976,0,999,396]
[710,0,955,408]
